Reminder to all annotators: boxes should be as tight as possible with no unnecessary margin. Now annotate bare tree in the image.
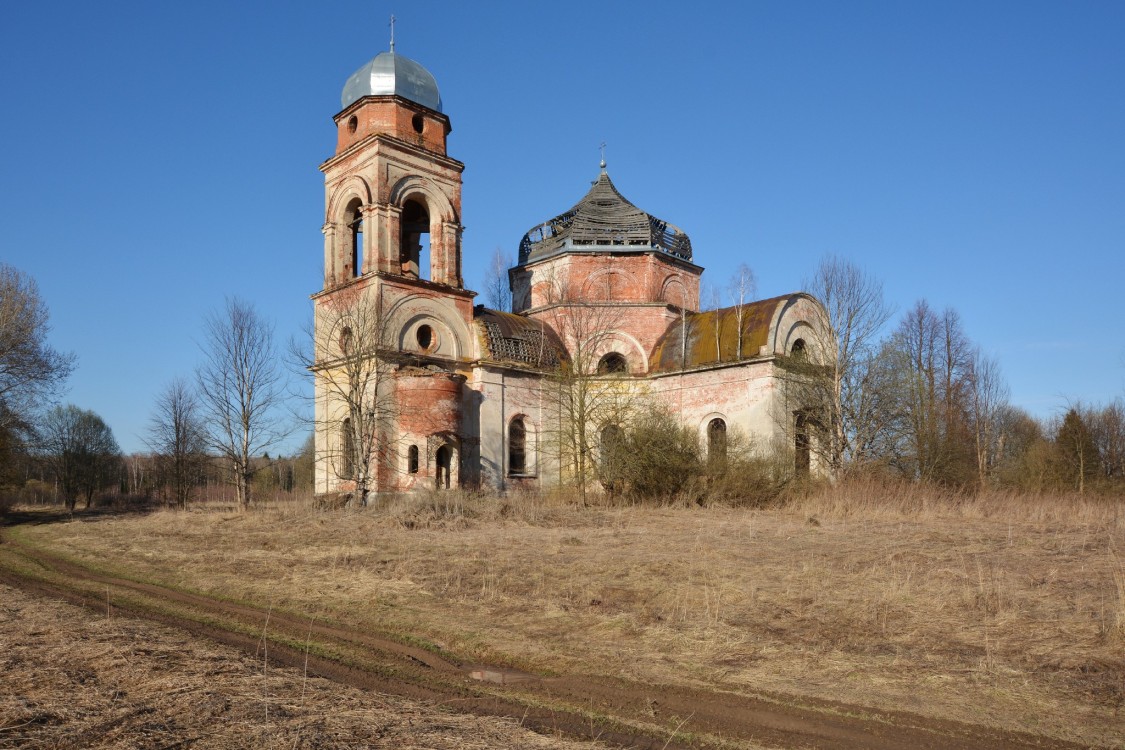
[293,284,396,507]
[146,378,208,508]
[966,349,1010,488]
[1089,398,1125,483]
[727,263,757,360]
[1055,405,1101,493]
[40,404,121,511]
[700,280,724,363]
[881,300,977,484]
[0,264,74,438]
[536,268,638,504]
[196,298,287,511]
[800,255,893,473]
[482,246,514,312]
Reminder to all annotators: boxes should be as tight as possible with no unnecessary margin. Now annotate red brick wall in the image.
[334,97,449,156]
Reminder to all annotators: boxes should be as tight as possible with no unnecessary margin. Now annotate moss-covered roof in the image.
[650,295,791,373]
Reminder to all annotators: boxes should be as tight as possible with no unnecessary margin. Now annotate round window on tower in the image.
[347,115,358,134]
[411,113,424,134]
[416,324,435,352]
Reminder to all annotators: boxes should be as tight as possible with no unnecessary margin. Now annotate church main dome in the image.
[341,51,442,113]
[518,171,693,264]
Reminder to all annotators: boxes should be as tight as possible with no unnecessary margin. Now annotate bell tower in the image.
[320,48,466,289]
[313,45,476,500]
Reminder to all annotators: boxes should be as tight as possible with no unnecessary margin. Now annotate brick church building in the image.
[312,47,830,500]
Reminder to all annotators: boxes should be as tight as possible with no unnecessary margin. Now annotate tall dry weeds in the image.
[9,483,1125,747]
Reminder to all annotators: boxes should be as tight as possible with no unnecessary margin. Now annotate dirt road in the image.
[0,530,1098,750]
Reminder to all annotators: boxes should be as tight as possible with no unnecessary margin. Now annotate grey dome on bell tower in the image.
[340,51,443,113]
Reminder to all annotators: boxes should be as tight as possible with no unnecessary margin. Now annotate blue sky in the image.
[1,1,1123,454]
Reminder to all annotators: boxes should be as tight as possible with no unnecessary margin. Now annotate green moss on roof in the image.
[651,295,789,373]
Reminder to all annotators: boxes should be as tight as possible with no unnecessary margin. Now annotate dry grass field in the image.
[0,582,599,749]
[3,481,1123,748]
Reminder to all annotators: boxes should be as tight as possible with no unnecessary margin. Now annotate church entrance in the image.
[435,444,452,490]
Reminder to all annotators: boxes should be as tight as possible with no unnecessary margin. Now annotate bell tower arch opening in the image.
[345,198,364,277]
[400,198,431,280]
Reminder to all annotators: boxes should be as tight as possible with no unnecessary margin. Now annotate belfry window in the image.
[347,200,364,278]
[509,417,527,475]
[400,199,430,280]
[597,352,628,375]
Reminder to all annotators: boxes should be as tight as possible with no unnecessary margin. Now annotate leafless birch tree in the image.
[196,298,288,511]
[481,246,514,312]
[294,285,396,507]
[966,349,1009,488]
[727,263,757,360]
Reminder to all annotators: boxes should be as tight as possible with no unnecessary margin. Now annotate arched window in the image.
[400,199,430,280]
[508,417,527,476]
[341,418,355,479]
[339,326,354,356]
[707,418,727,468]
[791,338,807,361]
[346,200,364,278]
[435,444,452,489]
[407,445,419,474]
[597,352,628,375]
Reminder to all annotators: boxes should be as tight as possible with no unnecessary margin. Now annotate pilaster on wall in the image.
[322,223,338,288]
[431,221,462,287]
[369,204,401,275]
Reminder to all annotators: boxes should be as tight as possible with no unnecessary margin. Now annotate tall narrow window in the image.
[795,411,811,478]
[407,445,419,474]
[341,418,355,479]
[347,201,364,278]
[400,199,430,280]
[509,417,527,475]
[339,326,354,356]
[707,418,727,469]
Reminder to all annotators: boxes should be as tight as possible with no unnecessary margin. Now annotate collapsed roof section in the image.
[518,171,693,265]
[474,306,566,369]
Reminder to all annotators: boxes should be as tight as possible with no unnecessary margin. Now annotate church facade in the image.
[312,48,830,500]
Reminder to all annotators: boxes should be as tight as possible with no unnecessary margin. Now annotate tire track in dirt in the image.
[0,534,1099,750]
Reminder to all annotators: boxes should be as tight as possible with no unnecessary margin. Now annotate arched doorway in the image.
[435,444,452,490]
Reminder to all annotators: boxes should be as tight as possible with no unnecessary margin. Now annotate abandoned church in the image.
[312,47,831,500]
